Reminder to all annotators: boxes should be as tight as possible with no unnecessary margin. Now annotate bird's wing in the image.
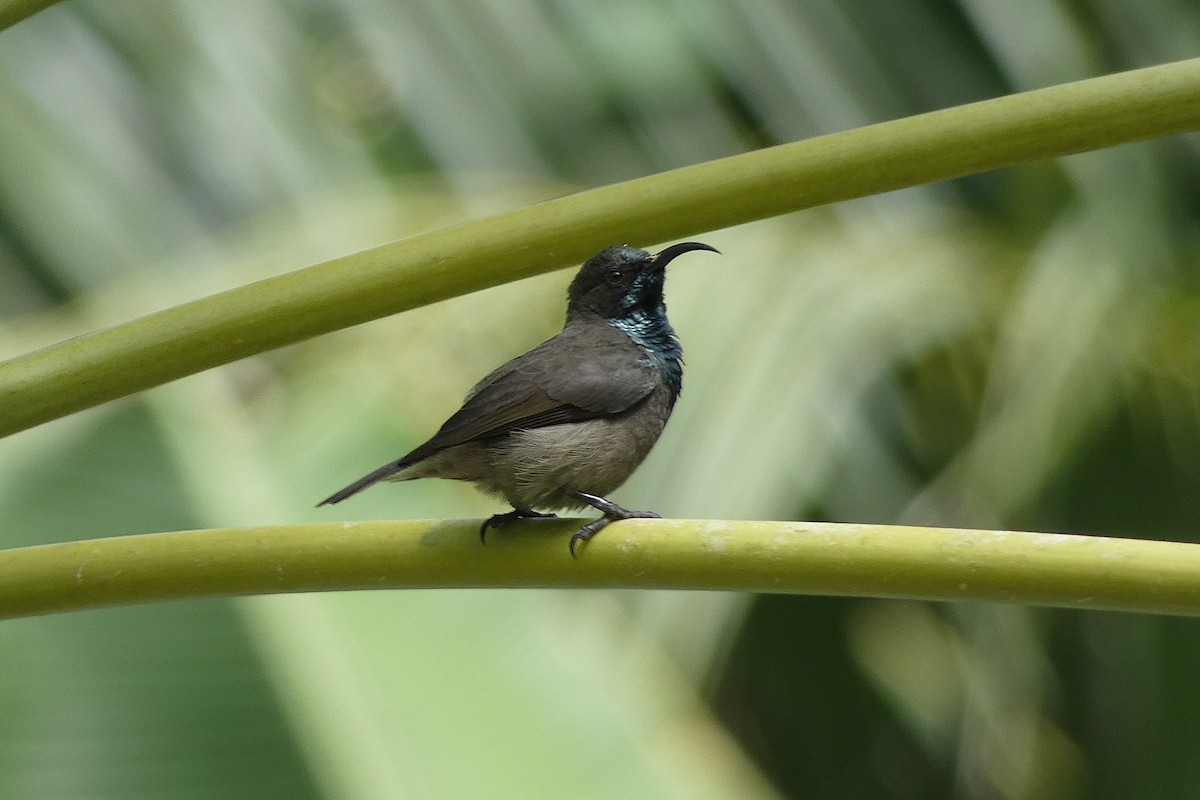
[418,323,658,454]
[317,323,656,505]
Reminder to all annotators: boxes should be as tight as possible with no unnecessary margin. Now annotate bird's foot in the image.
[480,508,558,543]
[568,491,660,557]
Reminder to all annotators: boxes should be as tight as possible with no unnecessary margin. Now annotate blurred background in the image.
[1,1,1200,798]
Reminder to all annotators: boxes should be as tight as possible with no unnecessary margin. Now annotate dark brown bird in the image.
[318,241,719,555]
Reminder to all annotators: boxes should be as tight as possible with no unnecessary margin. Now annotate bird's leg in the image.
[567,491,660,557]
[480,508,558,543]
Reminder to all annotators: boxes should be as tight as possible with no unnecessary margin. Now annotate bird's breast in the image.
[607,314,683,401]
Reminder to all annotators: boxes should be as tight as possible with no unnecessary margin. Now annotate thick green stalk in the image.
[2,59,1200,439]
[3,520,1200,620]
[0,0,57,31]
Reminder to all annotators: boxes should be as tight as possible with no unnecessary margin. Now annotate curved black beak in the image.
[651,241,720,267]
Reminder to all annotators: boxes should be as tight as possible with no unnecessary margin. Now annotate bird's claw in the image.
[480,508,557,543]
[568,518,608,558]
[567,491,661,557]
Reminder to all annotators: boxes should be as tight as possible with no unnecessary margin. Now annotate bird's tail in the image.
[317,459,412,506]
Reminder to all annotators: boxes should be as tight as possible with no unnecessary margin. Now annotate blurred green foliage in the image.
[2,1,1200,798]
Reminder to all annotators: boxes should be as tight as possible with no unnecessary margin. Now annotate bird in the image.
[318,241,719,555]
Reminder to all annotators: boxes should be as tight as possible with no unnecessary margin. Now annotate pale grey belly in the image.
[398,390,672,510]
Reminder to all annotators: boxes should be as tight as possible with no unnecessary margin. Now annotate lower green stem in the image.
[3,519,1199,620]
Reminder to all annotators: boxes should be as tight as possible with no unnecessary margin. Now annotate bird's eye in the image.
[604,268,623,286]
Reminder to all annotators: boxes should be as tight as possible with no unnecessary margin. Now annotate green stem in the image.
[0,0,59,31]
[2,59,1200,439]
[4,519,1200,620]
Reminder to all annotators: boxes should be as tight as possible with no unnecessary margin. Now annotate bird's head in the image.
[566,242,719,321]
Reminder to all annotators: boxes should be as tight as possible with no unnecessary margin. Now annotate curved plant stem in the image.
[0,0,58,31]
[3,519,1200,620]
[2,59,1200,439]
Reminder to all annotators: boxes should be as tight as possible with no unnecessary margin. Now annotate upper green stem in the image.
[2,58,1200,439]
[0,0,58,31]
